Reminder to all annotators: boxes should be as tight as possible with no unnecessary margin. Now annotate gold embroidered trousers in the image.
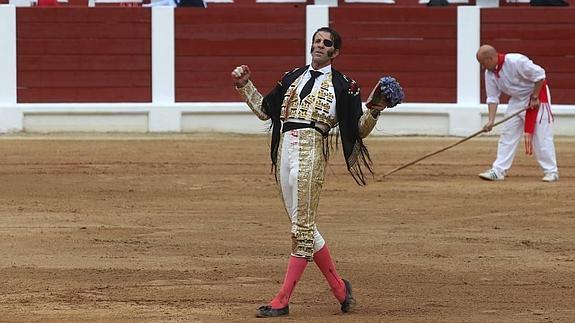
[277,128,327,260]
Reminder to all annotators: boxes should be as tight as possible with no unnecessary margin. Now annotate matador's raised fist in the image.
[231,65,251,88]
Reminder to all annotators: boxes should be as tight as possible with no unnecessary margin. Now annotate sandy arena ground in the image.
[0,134,573,322]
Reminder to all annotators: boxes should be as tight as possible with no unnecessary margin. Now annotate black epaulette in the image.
[276,68,300,86]
[278,67,306,87]
[285,67,300,75]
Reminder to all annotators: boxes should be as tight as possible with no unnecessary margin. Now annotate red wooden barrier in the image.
[331,6,458,103]
[13,6,575,104]
[174,6,306,102]
[17,8,151,103]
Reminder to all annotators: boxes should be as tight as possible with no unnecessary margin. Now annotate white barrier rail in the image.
[1,102,573,136]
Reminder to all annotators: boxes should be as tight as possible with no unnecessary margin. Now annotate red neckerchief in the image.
[494,53,506,78]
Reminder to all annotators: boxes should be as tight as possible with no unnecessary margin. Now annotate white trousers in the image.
[278,128,327,259]
[492,105,558,176]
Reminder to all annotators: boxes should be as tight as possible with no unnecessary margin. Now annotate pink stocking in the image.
[313,245,346,302]
[269,256,308,308]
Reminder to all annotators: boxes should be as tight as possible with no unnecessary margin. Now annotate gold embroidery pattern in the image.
[282,74,337,128]
[281,74,304,120]
[359,108,378,138]
[235,80,268,120]
[293,128,326,260]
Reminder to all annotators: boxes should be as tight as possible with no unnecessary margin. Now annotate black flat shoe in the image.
[340,279,356,313]
[256,305,289,318]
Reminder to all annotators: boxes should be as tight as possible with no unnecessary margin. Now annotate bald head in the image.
[476,44,498,71]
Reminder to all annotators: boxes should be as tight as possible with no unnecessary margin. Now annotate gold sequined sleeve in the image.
[235,80,270,121]
[358,109,379,138]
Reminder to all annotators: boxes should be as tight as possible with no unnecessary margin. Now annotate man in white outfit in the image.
[476,44,559,182]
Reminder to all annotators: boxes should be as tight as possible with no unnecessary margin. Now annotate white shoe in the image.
[542,173,559,182]
[478,169,505,181]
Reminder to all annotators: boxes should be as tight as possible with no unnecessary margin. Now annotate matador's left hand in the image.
[369,102,387,112]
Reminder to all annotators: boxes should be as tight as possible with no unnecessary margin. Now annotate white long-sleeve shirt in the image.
[485,53,546,112]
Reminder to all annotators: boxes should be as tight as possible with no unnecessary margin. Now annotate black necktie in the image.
[299,70,322,100]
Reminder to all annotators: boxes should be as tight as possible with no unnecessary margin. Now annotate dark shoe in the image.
[340,279,356,313]
[256,305,289,318]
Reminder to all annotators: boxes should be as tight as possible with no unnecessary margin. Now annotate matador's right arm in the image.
[235,80,270,121]
[232,65,270,121]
